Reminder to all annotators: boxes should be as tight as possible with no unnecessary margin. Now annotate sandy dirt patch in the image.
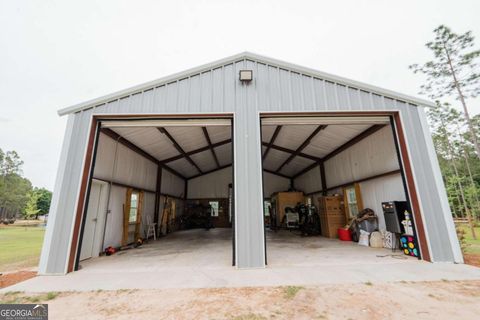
[1,280,479,319]
[0,271,36,289]
[464,253,480,267]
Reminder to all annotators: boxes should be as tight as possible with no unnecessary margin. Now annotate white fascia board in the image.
[261,116,391,126]
[101,119,232,128]
[58,51,435,116]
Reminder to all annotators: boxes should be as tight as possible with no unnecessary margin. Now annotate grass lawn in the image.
[0,226,45,272]
[457,224,480,255]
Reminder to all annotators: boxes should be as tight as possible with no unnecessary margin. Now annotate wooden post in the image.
[122,188,133,246]
[154,166,162,227]
[134,191,144,240]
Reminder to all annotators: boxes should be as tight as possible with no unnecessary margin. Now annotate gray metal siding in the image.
[39,110,94,274]
[40,57,460,274]
[399,103,456,261]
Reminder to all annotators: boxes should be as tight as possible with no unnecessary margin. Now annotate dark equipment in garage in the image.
[183,203,214,230]
[382,201,408,234]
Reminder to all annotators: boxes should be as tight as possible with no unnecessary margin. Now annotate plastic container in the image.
[359,218,378,233]
[338,228,352,241]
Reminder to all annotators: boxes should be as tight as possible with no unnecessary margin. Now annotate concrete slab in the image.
[3,228,480,292]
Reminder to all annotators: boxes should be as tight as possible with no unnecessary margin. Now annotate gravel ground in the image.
[1,280,479,319]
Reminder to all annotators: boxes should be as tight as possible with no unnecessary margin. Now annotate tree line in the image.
[428,105,480,221]
[411,25,480,240]
[0,148,52,222]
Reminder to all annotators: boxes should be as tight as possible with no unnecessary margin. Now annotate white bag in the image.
[358,229,370,246]
[370,231,383,248]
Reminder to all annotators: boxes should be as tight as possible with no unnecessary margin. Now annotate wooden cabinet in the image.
[318,196,346,238]
[271,192,304,226]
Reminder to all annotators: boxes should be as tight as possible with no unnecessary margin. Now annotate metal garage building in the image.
[39,52,462,275]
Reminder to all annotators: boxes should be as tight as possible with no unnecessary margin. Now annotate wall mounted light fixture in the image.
[239,70,253,82]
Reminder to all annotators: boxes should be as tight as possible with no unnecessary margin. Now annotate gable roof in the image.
[58,51,434,116]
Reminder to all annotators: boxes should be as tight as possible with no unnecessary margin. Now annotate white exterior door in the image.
[80,180,108,260]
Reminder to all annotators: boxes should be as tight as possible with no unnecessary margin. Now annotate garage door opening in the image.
[260,114,423,266]
[76,117,234,271]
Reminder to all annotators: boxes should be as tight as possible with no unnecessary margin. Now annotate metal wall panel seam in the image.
[289,71,296,111]
[272,65,280,109]
[277,67,282,109]
[344,85,352,110]
[221,66,226,112]
[310,76,316,109]
[356,88,363,109]
[288,70,303,111]
[368,92,375,109]
[333,83,341,111]
[205,71,212,112]
[293,74,306,110]
[319,79,326,108]
[254,61,260,112]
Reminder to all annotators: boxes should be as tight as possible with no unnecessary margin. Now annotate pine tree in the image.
[24,191,40,220]
[410,25,480,159]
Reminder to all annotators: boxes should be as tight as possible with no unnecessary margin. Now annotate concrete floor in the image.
[3,228,480,292]
[78,228,234,272]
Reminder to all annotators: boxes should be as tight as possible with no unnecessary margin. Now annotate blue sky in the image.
[0,0,479,190]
